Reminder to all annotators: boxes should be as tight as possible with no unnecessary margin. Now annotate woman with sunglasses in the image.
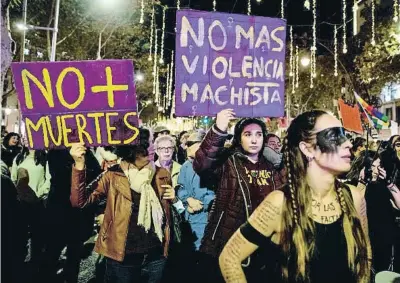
[220,110,371,283]
[193,109,286,283]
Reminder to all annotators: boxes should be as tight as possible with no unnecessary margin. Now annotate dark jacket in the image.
[193,125,285,258]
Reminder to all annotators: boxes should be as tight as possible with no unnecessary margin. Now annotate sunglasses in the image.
[315,127,348,153]
[186,141,200,147]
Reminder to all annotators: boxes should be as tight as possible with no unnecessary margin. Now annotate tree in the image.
[355,20,400,95]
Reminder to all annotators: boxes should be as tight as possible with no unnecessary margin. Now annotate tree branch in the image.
[56,14,89,46]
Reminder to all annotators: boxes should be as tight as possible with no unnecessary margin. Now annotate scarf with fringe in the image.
[123,163,164,242]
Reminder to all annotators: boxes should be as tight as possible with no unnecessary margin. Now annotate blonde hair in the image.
[280,110,369,283]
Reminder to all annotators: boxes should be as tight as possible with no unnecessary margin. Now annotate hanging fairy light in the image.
[159,6,167,64]
[281,0,284,19]
[155,67,159,105]
[140,0,144,24]
[177,0,180,10]
[311,0,317,80]
[342,0,348,53]
[165,63,171,110]
[168,51,175,107]
[148,6,155,61]
[394,0,399,22]
[289,26,294,77]
[213,0,217,11]
[247,0,251,15]
[334,25,338,77]
[371,0,376,45]
[295,45,299,89]
[153,29,159,97]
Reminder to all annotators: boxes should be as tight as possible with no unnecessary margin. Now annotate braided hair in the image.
[280,110,369,283]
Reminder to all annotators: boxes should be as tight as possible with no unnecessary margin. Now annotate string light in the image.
[177,0,180,10]
[311,0,317,83]
[155,66,159,105]
[289,26,294,94]
[213,0,217,11]
[394,0,399,22]
[159,6,167,64]
[295,45,299,89]
[371,0,376,45]
[281,0,284,19]
[140,0,144,24]
[153,29,158,97]
[168,51,175,107]
[148,6,155,61]
[334,25,338,77]
[342,0,347,53]
[247,0,251,15]
[166,63,171,109]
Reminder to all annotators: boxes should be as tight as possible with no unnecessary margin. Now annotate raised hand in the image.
[216,109,236,132]
[70,143,86,170]
[162,185,176,200]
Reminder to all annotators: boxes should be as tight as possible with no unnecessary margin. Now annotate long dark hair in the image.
[281,110,369,282]
[231,118,267,157]
[15,147,47,167]
[346,150,378,185]
[2,132,20,148]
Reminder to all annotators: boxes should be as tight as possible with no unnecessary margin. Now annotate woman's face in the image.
[371,158,380,182]
[393,137,400,154]
[8,135,19,146]
[156,140,174,162]
[240,124,264,156]
[311,114,353,174]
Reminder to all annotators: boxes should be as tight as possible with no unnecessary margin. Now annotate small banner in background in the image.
[337,98,363,134]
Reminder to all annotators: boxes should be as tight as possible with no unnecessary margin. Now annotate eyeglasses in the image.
[186,141,199,147]
[157,147,174,152]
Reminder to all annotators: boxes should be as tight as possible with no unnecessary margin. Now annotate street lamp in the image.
[301,56,311,67]
[136,72,144,82]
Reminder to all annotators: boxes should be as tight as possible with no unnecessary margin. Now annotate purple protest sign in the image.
[175,10,287,117]
[11,60,139,149]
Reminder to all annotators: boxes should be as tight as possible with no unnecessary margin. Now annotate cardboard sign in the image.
[337,99,363,134]
[11,60,139,149]
[175,10,287,117]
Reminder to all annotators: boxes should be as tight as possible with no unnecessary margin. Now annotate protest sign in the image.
[11,60,139,149]
[175,10,287,117]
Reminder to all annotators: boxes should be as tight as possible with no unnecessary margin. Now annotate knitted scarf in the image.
[123,163,164,242]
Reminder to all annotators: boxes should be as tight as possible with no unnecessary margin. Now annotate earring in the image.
[306,156,314,162]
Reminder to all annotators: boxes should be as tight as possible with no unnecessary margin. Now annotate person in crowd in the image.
[265,133,282,152]
[219,110,371,283]
[177,131,215,279]
[42,148,101,283]
[264,134,283,170]
[10,147,50,275]
[347,151,399,273]
[1,160,25,283]
[193,109,286,282]
[153,125,170,141]
[1,132,22,168]
[154,135,182,188]
[1,125,8,139]
[176,131,190,165]
[351,137,366,160]
[70,128,178,283]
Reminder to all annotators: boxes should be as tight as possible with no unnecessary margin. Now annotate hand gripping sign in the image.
[11,60,139,149]
[175,10,287,118]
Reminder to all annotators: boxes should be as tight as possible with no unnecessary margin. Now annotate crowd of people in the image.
[1,109,400,283]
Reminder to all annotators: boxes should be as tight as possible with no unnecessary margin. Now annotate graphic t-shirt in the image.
[242,159,275,209]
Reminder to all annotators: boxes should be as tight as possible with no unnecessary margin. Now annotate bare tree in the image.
[1,0,14,102]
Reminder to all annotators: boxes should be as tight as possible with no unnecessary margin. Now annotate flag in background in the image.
[354,93,390,129]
